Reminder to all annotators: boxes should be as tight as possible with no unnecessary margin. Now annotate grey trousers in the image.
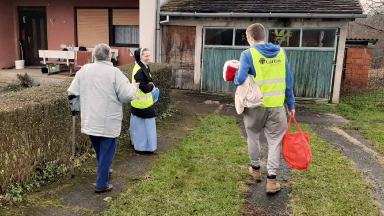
[243,106,288,176]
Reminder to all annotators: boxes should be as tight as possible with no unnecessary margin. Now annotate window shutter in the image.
[77,9,109,47]
[113,9,139,26]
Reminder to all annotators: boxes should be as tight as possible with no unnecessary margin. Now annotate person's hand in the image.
[135,82,140,88]
[288,109,295,117]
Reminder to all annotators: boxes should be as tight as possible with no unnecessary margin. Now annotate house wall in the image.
[344,47,372,89]
[140,0,169,63]
[161,18,349,102]
[140,0,156,59]
[0,1,17,69]
[0,0,146,67]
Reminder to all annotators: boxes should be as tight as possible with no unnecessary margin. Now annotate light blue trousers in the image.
[130,114,157,152]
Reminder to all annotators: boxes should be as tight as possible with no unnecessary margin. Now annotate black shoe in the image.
[135,150,155,155]
[95,184,113,193]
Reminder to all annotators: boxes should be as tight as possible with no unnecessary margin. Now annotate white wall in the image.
[332,23,348,103]
[160,0,169,6]
[139,0,156,59]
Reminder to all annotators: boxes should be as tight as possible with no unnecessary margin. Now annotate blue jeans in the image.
[89,136,117,189]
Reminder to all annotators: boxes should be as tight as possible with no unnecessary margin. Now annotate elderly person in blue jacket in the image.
[68,44,138,193]
[234,23,295,194]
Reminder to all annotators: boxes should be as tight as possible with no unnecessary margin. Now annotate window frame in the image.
[203,27,248,49]
[74,7,140,48]
[203,27,338,51]
[266,27,338,50]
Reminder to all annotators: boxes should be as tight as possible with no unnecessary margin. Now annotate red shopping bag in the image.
[283,116,312,170]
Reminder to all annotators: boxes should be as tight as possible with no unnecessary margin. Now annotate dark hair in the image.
[246,23,266,42]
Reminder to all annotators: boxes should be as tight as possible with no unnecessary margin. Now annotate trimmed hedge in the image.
[0,63,171,194]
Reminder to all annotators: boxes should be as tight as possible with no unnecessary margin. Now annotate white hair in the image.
[94,44,112,61]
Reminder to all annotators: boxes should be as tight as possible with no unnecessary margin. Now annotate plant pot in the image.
[15,60,25,70]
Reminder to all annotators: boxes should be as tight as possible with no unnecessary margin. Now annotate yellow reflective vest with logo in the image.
[131,64,154,109]
[249,48,286,107]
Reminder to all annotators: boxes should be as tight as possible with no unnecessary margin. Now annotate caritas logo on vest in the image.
[259,58,282,65]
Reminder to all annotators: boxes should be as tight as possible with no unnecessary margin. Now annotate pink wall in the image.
[0,0,138,67]
[0,1,17,68]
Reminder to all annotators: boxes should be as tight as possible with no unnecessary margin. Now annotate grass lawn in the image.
[103,115,249,216]
[102,113,381,215]
[289,124,381,215]
[299,99,384,155]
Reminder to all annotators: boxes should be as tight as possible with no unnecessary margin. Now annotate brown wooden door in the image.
[161,26,195,90]
[18,7,47,66]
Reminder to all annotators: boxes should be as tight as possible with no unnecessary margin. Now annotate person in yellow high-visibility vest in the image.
[234,23,296,194]
[129,48,157,153]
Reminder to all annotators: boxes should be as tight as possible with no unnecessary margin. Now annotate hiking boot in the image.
[95,184,113,193]
[266,179,281,194]
[248,167,262,182]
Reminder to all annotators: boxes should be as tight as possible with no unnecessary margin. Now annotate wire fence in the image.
[341,59,384,109]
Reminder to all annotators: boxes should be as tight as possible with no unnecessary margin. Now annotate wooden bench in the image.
[39,50,77,76]
[39,48,120,76]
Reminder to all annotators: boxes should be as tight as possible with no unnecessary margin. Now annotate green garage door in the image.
[201,27,337,99]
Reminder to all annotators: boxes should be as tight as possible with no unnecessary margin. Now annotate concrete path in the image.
[297,105,384,214]
[0,67,73,94]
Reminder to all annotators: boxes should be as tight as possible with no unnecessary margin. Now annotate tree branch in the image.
[353,22,384,32]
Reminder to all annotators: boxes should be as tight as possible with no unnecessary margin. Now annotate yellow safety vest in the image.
[131,64,154,109]
[250,48,286,107]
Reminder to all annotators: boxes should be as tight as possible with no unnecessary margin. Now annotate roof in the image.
[161,0,364,14]
[346,37,379,45]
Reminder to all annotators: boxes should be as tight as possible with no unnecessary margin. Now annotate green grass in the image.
[104,115,249,216]
[299,101,384,154]
[289,124,381,215]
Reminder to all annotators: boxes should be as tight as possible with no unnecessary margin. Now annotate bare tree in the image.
[348,0,384,68]
[363,0,384,15]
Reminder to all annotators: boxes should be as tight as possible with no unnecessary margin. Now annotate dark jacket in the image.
[131,48,156,119]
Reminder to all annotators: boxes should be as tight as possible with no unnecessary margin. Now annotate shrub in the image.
[0,63,172,197]
[16,73,34,88]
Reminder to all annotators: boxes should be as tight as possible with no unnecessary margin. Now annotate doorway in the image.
[18,7,47,66]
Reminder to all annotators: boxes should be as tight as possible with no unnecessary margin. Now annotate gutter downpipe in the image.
[155,0,161,63]
[160,15,170,24]
[159,12,367,19]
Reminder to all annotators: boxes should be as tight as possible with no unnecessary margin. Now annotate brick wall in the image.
[344,48,372,89]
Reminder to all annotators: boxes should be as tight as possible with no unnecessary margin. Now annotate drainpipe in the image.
[160,15,169,24]
[155,0,161,63]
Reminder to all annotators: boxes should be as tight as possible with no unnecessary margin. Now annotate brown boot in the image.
[266,179,281,194]
[248,167,262,182]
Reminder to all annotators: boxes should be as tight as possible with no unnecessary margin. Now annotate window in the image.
[204,27,337,49]
[204,28,249,47]
[112,9,139,47]
[234,29,249,46]
[77,9,109,48]
[76,8,139,48]
[114,26,139,45]
[205,29,233,46]
[268,29,301,47]
[302,29,336,47]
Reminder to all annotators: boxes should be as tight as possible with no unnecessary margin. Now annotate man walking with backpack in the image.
[234,23,295,194]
